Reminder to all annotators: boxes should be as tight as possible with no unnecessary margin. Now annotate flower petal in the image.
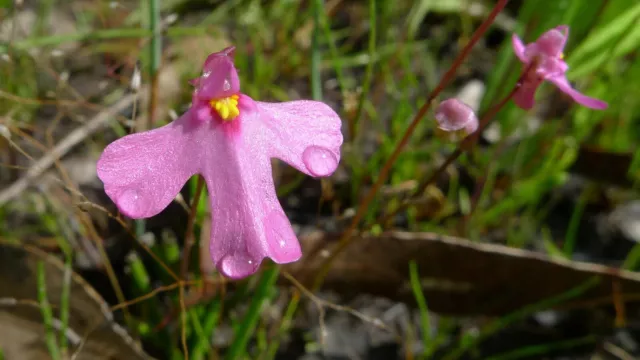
[513,79,542,110]
[256,100,343,177]
[535,25,569,58]
[193,46,240,100]
[435,98,478,134]
[97,111,202,218]
[512,34,527,63]
[548,76,608,110]
[203,119,302,279]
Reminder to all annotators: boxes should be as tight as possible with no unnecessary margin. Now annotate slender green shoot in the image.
[409,261,433,359]
[37,261,61,360]
[225,267,279,360]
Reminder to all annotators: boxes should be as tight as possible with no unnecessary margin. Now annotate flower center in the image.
[210,95,240,121]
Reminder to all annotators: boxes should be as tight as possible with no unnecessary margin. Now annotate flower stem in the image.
[311,0,324,101]
[142,0,162,131]
[310,0,511,291]
[180,175,205,281]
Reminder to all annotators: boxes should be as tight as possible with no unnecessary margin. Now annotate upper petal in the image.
[255,100,343,177]
[97,111,204,218]
[547,76,608,110]
[192,46,240,100]
[535,25,569,58]
[202,115,302,279]
[512,34,528,63]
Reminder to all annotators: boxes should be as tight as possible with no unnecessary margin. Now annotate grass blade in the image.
[443,277,600,360]
[311,0,324,101]
[37,261,61,360]
[225,267,279,360]
[409,261,433,359]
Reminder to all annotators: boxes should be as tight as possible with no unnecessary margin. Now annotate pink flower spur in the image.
[512,25,607,110]
[97,46,343,279]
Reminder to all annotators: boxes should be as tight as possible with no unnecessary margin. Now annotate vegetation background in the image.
[1,0,639,359]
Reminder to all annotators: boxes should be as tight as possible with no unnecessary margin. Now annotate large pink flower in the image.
[512,25,607,110]
[97,47,343,279]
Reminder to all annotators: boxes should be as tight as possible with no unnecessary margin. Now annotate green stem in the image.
[311,0,324,101]
[37,262,61,360]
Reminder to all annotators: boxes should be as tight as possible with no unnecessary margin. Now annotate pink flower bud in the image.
[435,98,478,135]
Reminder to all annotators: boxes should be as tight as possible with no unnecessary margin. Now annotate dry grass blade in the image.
[0,91,147,205]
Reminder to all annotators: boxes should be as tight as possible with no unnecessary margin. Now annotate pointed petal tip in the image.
[555,25,569,37]
[583,99,608,110]
[548,76,608,110]
[511,34,527,62]
[221,46,236,57]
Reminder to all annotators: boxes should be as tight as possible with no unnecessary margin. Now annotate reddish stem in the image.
[310,0,511,290]
[376,83,520,228]
[180,176,205,282]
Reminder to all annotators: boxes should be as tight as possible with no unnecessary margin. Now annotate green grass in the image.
[1,0,639,358]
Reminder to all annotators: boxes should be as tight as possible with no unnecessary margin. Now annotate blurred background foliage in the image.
[0,0,639,359]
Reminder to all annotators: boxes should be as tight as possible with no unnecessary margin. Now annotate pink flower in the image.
[435,98,478,135]
[97,47,343,279]
[512,25,607,110]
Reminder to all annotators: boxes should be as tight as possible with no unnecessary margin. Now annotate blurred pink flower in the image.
[97,46,343,279]
[435,98,478,135]
[511,25,607,110]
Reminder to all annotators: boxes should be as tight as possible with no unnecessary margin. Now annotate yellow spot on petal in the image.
[559,52,564,59]
[209,95,241,121]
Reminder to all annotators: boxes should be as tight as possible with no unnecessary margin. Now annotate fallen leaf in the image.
[289,231,640,316]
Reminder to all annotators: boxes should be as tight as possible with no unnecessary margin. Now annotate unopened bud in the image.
[435,98,478,135]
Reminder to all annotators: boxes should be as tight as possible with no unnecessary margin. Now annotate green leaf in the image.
[567,1,640,78]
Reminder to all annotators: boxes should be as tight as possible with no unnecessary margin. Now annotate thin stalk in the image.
[443,277,600,360]
[264,290,301,359]
[485,335,596,360]
[563,185,591,256]
[180,175,205,281]
[311,0,511,291]
[143,0,162,131]
[178,175,204,360]
[59,255,72,358]
[37,262,61,360]
[190,296,223,360]
[311,0,324,101]
[351,0,377,139]
[226,267,279,360]
[409,261,432,359]
[0,27,209,53]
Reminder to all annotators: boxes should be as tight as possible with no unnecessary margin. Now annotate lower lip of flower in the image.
[210,94,240,121]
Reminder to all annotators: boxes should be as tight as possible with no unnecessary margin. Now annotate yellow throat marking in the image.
[210,94,240,121]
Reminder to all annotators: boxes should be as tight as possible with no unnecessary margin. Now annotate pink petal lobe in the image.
[548,76,608,110]
[193,46,240,100]
[203,116,301,279]
[513,79,542,110]
[535,26,569,57]
[512,34,527,63]
[255,100,343,177]
[97,111,201,218]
